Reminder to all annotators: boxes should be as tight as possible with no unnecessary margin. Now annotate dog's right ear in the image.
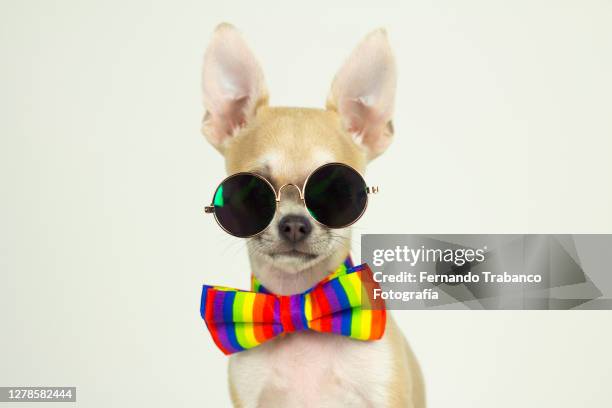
[201,23,268,153]
[326,29,396,161]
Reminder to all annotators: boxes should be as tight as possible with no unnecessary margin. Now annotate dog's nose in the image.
[278,215,312,243]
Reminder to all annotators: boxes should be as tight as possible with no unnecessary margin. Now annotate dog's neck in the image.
[249,247,350,295]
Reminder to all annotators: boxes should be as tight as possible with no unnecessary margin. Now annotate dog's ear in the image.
[327,29,397,160]
[201,23,268,152]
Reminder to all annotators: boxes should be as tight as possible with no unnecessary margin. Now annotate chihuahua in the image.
[201,23,425,408]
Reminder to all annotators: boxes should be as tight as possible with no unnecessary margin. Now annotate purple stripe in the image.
[211,291,234,352]
[272,299,283,336]
[289,295,306,331]
[322,283,342,334]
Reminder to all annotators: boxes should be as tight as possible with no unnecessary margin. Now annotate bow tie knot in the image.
[200,262,386,355]
[279,295,308,334]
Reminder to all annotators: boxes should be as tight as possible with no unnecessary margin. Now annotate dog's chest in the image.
[229,331,392,407]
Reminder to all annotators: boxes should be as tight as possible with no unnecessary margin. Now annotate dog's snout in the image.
[278,215,312,243]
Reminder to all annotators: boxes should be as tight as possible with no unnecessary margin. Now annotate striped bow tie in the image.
[200,260,386,355]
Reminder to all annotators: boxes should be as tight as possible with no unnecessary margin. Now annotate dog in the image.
[201,23,425,408]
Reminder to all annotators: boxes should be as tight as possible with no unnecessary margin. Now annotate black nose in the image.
[278,215,312,243]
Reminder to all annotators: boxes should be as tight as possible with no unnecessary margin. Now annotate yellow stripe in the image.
[241,292,256,322]
[360,309,372,340]
[345,271,372,339]
[304,293,312,328]
[241,292,259,348]
[211,286,239,292]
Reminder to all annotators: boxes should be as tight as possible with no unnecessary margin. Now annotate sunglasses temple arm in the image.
[204,206,215,214]
[366,186,380,195]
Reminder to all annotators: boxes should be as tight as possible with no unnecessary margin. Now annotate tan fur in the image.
[229,372,244,408]
[218,106,425,407]
[201,24,425,407]
[224,107,367,177]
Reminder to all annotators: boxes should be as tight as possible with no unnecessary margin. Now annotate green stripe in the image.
[232,293,250,349]
[351,308,363,339]
[338,273,363,338]
[338,274,361,308]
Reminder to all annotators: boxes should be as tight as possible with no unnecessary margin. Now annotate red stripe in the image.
[262,295,276,340]
[312,287,332,333]
[279,296,295,333]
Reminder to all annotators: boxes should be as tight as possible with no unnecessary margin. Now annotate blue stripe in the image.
[300,295,308,330]
[329,278,352,336]
[222,291,243,352]
[200,285,208,319]
[344,257,354,268]
[347,263,365,274]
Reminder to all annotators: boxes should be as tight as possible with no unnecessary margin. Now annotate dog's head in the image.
[201,24,396,290]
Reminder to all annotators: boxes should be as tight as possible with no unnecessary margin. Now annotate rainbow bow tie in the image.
[200,262,386,355]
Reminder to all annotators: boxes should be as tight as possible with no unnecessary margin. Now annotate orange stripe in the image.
[310,290,321,320]
[369,310,386,340]
[252,294,267,343]
[309,293,321,331]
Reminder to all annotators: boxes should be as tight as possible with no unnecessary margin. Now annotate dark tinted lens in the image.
[304,164,367,228]
[213,174,276,237]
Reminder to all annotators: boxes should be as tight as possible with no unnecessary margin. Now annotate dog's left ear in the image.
[327,29,397,160]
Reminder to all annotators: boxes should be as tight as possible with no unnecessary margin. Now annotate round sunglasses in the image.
[204,162,379,238]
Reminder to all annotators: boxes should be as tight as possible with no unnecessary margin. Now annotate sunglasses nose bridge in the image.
[276,183,304,202]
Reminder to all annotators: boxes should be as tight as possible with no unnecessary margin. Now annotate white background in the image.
[2,0,612,407]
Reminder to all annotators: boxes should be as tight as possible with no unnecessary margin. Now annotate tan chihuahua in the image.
[201,23,425,408]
